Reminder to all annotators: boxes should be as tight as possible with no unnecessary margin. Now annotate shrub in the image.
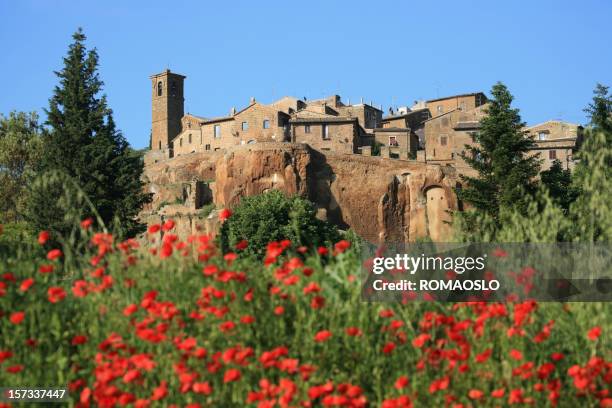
[218,190,340,258]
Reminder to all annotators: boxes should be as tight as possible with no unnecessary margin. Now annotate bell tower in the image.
[150,69,185,151]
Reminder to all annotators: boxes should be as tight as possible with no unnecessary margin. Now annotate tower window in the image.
[214,125,221,138]
[242,121,248,131]
[263,119,270,129]
[157,81,163,96]
[171,81,177,96]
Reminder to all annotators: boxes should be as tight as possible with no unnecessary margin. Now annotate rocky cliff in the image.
[141,143,459,243]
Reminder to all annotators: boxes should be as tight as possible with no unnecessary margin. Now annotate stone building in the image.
[150,70,185,152]
[426,92,488,118]
[524,121,582,170]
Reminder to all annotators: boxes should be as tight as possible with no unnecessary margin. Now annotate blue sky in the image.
[1,0,610,148]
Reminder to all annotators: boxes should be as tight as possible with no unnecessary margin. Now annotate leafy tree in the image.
[219,190,340,258]
[28,28,150,238]
[0,111,42,223]
[456,82,540,225]
[540,159,578,213]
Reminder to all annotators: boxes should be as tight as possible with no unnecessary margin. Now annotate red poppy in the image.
[333,240,351,254]
[314,330,332,342]
[394,376,409,389]
[148,224,161,233]
[162,219,175,231]
[123,304,138,316]
[382,342,396,354]
[71,335,88,345]
[412,333,431,348]
[587,326,601,340]
[219,208,232,222]
[151,381,168,400]
[491,388,505,398]
[317,246,329,256]
[223,368,241,383]
[10,311,25,325]
[19,278,34,292]
[193,382,212,395]
[39,264,54,274]
[38,231,50,245]
[235,240,248,250]
[47,249,63,260]
[80,218,93,229]
[345,327,362,337]
[47,287,66,303]
[274,306,284,316]
[468,389,484,400]
[510,349,523,361]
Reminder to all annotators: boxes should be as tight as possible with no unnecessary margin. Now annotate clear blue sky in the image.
[1,0,610,149]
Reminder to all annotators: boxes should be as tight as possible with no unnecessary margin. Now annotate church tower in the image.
[150,69,185,151]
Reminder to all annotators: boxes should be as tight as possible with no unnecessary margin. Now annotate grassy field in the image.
[0,220,610,407]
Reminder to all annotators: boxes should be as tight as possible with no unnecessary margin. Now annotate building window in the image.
[170,81,177,97]
[158,141,161,149]
[305,125,311,133]
[549,150,557,160]
[440,136,448,146]
[433,148,436,157]
[538,131,548,140]
[214,125,221,138]
[242,121,248,131]
[459,101,466,110]
[188,133,192,144]
[437,105,443,113]
[157,81,163,96]
[205,144,210,151]
[179,138,183,147]
[322,124,329,140]
[263,119,270,129]
[389,136,398,146]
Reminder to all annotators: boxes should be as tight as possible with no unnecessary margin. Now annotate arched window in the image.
[171,81,177,96]
[157,81,163,96]
[158,141,161,149]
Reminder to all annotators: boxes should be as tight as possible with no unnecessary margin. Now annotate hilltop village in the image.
[143,70,582,242]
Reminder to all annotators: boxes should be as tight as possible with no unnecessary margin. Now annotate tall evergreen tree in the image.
[28,28,150,238]
[456,82,540,224]
[584,83,612,134]
[540,159,578,214]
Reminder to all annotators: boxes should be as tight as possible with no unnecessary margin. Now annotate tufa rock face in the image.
[142,142,459,243]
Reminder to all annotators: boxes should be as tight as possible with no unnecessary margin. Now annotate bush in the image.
[219,190,340,258]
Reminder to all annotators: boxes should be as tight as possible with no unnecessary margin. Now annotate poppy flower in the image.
[468,389,484,400]
[19,278,34,292]
[39,264,54,274]
[162,219,175,231]
[47,249,62,261]
[510,349,523,361]
[382,342,396,354]
[314,330,332,342]
[317,246,329,256]
[394,376,409,389]
[235,240,248,250]
[47,287,66,303]
[10,311,25,325]
[80,218,93,229]
[587,326,601,340]
[274,306,284,315]
[123,304,138,316]
[148,224,161,233]
[71,335,88,345]
[345,327,362,337]
[219,208,232,222]
[223,368,241,383]
[412,333,431,348]
[38,231,50,245]
[151,381,168,400]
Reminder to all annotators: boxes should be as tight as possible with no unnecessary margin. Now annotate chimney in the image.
[231,106,236,116]
[250,96,256,104]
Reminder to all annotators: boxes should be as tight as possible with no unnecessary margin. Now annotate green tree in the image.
[0,111,42,223]
[584,83,612,135]
[219,190,340,258]
[28,28,150,238]
[456,82,540,225]
[540,159,578,213]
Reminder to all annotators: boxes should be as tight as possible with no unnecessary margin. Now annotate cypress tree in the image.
[29,28,150,238]
[456,82,540,223]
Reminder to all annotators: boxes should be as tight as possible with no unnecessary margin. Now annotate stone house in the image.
[381,108,431,149]
[426,92,488,118]
[524,121,582,170]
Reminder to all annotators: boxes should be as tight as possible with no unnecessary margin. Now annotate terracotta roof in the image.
[374,127,411,132]
[453,121,481,130]
[201,116,234,124]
